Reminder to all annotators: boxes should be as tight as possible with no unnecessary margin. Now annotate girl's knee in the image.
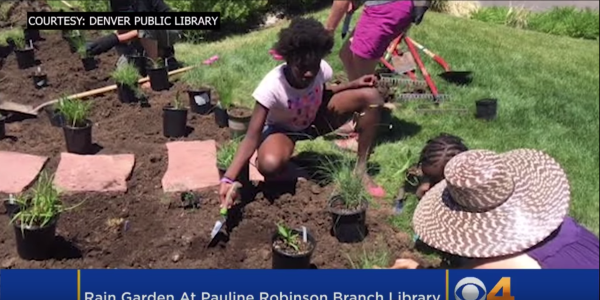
[361,88,384,106]
[256,153,287,177]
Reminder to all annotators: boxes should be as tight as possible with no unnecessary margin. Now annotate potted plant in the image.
[0,112,6,140]
[56,96,93,154]
[32,66,48,89]
[162,91,188,138]
[13,34,35,69]
[271,224,316,269]
[326,162,370,243]
[214,93,230,128]
[9,172,73,260]
[147,57,170,91]
[111,63,142,103]
[78,43,97,71]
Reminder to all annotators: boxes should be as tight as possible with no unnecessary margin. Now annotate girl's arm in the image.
[116,30,139,43]
[223,103,269,180]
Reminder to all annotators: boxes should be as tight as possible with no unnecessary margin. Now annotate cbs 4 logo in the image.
[454,277,514,300]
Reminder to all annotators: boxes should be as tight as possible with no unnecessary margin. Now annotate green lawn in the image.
[176,9,599,236]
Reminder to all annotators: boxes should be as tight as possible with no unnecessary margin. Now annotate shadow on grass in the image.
[322,116,422,148]
[291,151,381,186]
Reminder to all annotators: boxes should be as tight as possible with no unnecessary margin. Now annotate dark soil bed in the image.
[0,31,437,269]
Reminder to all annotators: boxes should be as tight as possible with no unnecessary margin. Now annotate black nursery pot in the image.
[163,106,188,138]
[327,195,369,243]
[271,229,316,269]
[33,73,48,89]
[148,67,170,91]
[475,98,498,121]
[214,106,229,128]
[117,83,138,103]
[13,217,58,261]
[3,199,19,217]
[15,48,35,69]
[23,28,41,43]
[81,57,97,71]
[128,55,148,77]
[45,108,65,127]
[0,44,12,59]
[63,120,93,154]
[188,89,213,115]
[0,114,6,140]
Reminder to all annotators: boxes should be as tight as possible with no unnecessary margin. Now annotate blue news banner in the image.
[0,269,598,300]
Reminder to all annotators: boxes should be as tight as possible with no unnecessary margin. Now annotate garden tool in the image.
[407,38,473,85]
[208,181,242,246]
[0,64,197,116]
[396,36,450,103]
[341,1,359,39]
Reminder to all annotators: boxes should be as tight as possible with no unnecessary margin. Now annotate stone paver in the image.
[0,151,48,194]
[53,153,135,193]
[162,140,220,192]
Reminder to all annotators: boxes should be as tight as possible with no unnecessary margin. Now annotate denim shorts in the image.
[260,125,316,144]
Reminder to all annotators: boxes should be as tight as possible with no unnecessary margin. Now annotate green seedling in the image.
[148,57,164,69]
[216,138,241,170]
[111,63,143,97]
[10,172,83,236]
[12,35,29,50]
[172,91,185,109]
[276,223,300,251]
[55,96,92,128]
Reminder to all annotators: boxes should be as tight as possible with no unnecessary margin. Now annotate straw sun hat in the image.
[413,149,571,258]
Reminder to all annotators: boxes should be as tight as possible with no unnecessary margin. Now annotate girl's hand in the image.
[374,259,420,269]
[416,182,431,199]
[218,181,236,209]
[352,74,378,89]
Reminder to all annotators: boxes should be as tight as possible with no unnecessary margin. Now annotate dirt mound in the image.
[0,31,437,269]
[1,0,52,28]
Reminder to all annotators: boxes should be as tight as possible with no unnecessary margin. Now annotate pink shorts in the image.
[351,0,414,60]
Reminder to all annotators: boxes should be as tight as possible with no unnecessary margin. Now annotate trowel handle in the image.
[222,181,242,214]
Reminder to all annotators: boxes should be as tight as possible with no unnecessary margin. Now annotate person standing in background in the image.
[324,0,431,151]
[86,0,182,87]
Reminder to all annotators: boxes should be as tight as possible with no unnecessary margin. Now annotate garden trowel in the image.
[208,181,242,246]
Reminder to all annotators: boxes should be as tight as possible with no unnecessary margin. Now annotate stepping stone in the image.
[162,140,220,192]
[53,153,135,193]
[0,151,48,194]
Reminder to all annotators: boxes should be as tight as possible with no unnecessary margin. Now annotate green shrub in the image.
[167,0,269,42]
[472,6,599,40]
[471,7,513,26]
[80,0,110,12]
[528,7,599,40]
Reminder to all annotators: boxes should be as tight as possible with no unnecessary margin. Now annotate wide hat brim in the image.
[412,149,571,258]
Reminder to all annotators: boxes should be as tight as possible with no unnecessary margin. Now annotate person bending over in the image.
[413,133,468,199]
[86,0,182,76]
[324,0,431,151]
[219,17,386,206]
[383,149,599,269]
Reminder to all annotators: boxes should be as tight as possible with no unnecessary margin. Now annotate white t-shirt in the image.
[251,60,333,131]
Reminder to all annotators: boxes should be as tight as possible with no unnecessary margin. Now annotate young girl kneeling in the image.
[219,17,386,206]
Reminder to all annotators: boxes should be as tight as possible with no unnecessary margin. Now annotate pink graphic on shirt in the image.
[251,60,333,131]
